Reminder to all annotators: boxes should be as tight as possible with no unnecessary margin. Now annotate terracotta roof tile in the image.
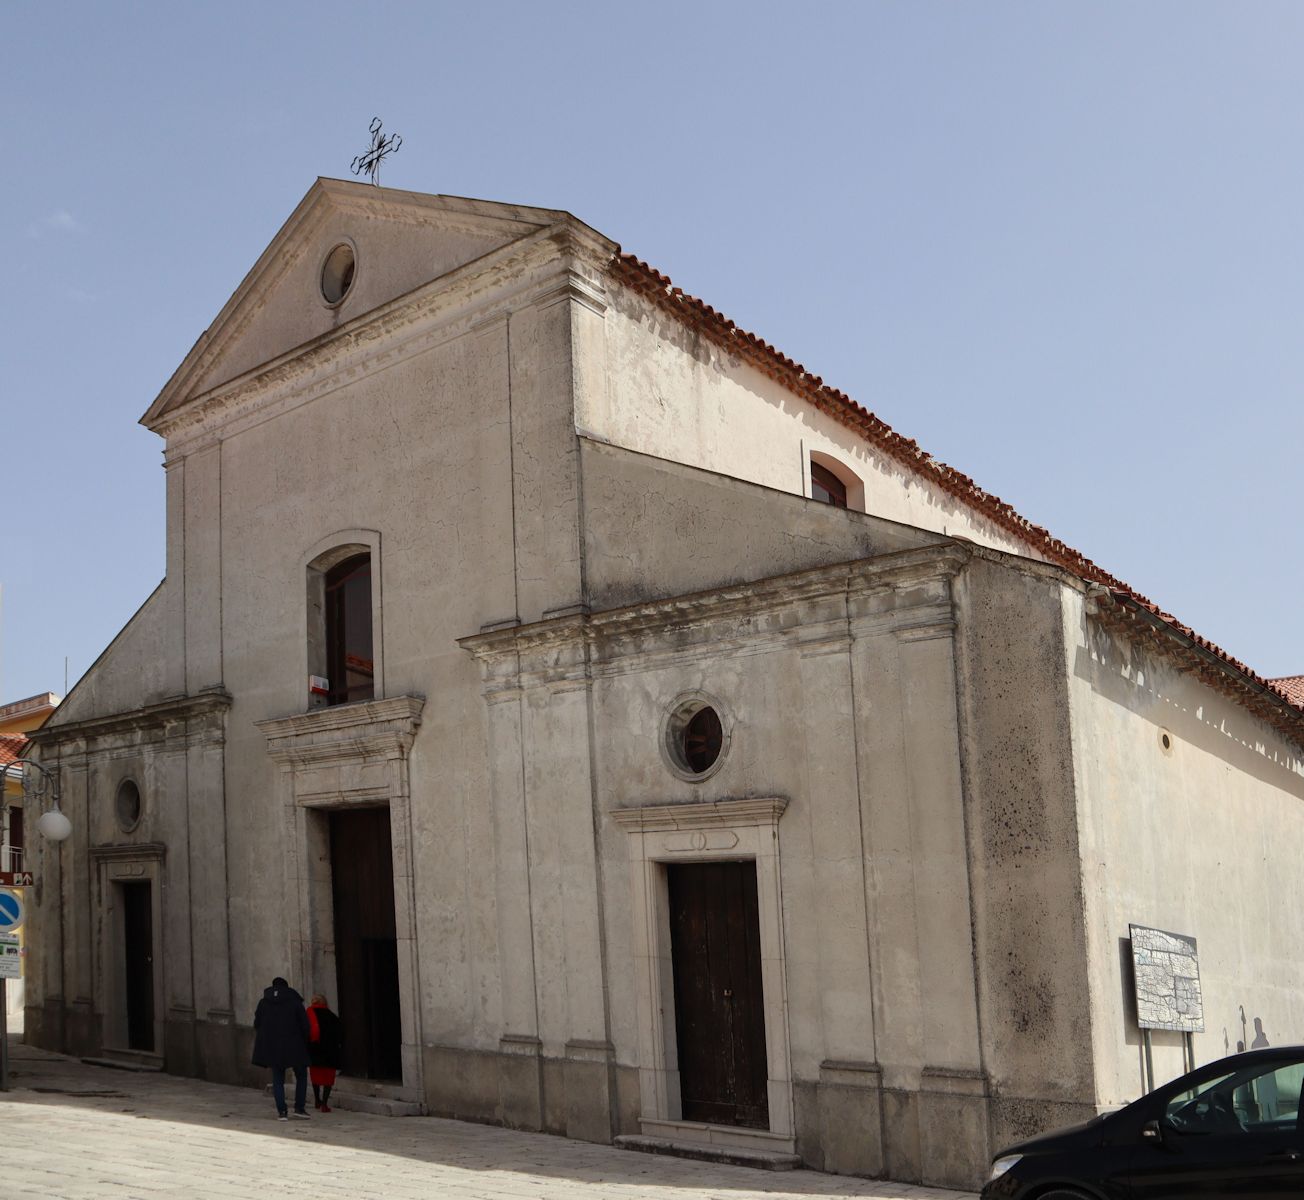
[1270,676,1304,707]
[0,734,28,769]
[612,252,1304,725]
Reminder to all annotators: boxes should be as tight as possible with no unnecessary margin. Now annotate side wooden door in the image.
[122,882,154,1052]
[667,860,770,1128]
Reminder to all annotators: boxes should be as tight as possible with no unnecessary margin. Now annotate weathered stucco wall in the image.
[208,246,585,1074]
[953,555,1097,1153]
[183,186,558,399]
[578,438,936,609]
[467,542,990,1188]
[1065,593,1304,1105]
[580,285,1044,560]
[27,209,593,1099]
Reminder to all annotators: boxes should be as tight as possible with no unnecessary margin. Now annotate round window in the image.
[320,243,356,305]
[663,695,729,780]
[116,779,142,831]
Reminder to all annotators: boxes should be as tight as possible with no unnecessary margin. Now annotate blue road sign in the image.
[0,891,23,934]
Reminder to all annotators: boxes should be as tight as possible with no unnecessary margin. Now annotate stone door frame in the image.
[611,797,794,1155]
[90,842,166,1060]
[258,695,425,1102]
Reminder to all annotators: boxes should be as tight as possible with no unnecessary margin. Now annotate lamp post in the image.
[0,756,70,1090]
[6,758,72,843]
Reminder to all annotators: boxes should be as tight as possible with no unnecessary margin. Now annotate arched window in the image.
[810,461,848,508]
[324,553,374,705]
[808,450,865,511]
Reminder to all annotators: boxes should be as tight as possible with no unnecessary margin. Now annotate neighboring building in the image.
[24,180,1304,1189]
[1,691,61,1022]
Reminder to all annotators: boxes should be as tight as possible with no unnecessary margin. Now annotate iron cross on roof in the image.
[351,118,402,187]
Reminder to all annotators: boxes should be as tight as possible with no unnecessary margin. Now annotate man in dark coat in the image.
[252,976,311,1119]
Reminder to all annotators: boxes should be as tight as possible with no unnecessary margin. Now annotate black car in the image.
[982,1045,1304,1199]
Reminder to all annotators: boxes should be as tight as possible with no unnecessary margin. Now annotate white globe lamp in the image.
[37,808,72,842]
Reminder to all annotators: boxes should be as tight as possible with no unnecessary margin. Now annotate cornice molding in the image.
[610,797,788,833]
[1088,589,1304,748]
[89,842,167,864]
[152,226,602,453]
[28,691,232,750]
[144,177,611,432]
[257,695,425,766]
[460,543,969,672]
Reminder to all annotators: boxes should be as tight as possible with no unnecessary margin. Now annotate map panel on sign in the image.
[1130,923,1204,1032]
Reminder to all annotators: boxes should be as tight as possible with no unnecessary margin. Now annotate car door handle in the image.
[1263,1150,1301,1162]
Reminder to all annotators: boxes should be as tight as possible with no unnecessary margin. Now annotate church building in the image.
[25,179,1304,1189]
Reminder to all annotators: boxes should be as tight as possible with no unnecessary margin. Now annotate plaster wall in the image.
[577,438,936,609]
[1065,593,1304,1105]
[580,286,1043,560]
[466,544,991,1187]
[30,227,591,1092]
[193,194,544,397]
[952,556,1097,1153]
[207,258,581,1051]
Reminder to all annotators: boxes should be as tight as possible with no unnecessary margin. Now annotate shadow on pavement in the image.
[2,1039,974,1198]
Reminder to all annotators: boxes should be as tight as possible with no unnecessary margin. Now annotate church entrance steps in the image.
[259,1077,422,1116]
[328,1089,422,1117]
[81,1049,164,1072]
[616,1119,801,1171]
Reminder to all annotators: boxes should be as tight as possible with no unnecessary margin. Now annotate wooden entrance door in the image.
[667,860,769,1128]
[329,807,402,1080]
[121,882,154,1052]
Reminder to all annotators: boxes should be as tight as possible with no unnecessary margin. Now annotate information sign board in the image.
[0,934,19,979]
[1130,924,1204,1032]
[0,872,33,888]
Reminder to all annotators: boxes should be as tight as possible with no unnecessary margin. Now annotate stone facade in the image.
[23,179,1304,1190]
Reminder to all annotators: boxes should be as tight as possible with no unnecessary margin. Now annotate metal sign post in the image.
[1129,924,1204,1093]
[0,935,20,1092]
[0,890,28,1093]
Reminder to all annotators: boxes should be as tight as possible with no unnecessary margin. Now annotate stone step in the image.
[261,1081,422,1117]
[330,1091,422,1117]
[81,1051,164,1073]
[614,1133,801,1171]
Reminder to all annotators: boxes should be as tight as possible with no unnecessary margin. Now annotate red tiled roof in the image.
[1271,676,1304,707]
[0,733,28,768]
[612,253,1304,726]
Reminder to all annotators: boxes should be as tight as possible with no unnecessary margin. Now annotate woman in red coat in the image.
[306,993,344,1112]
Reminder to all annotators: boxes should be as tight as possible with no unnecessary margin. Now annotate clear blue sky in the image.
[2,1,1301,703]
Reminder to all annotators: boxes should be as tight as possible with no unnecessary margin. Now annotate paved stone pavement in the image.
[0,1040,979,1200]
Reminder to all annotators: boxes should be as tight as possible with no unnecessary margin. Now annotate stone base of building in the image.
[25,1004,1027,1189]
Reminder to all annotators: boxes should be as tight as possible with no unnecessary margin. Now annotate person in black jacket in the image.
[252,976,312,1120]
[306,993,344,1112]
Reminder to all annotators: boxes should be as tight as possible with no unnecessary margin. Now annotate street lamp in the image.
[4,758,70,842]
[0,755,69,1091]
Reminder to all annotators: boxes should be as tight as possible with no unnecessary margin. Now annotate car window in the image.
[1164,1062,1304,1136]
[1239,1062,1304,1131]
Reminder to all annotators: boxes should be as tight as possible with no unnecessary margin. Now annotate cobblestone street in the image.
[1,1041,978,1200]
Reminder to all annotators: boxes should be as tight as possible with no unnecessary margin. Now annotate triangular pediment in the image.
[142,178,572,430]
